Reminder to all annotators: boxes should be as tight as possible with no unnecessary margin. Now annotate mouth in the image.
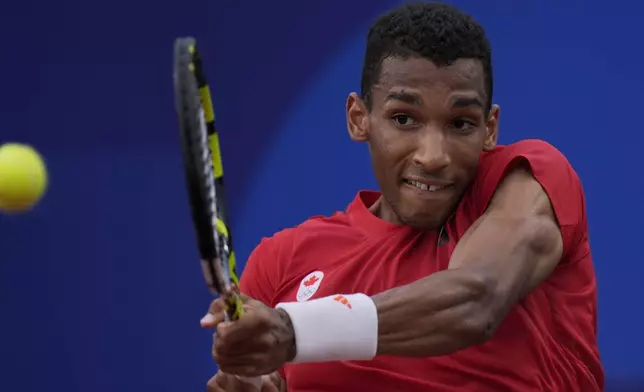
[402,179,453,192]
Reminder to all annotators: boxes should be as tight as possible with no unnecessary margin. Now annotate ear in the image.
[483,104,500,152]
[346,92,369,142]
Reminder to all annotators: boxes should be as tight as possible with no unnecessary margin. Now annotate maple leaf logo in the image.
[303,275,319,287]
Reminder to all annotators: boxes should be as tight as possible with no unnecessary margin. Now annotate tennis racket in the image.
[173,37,261,389]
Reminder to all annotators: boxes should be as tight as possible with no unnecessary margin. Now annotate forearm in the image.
[278,270,494,363]
[373,266,495,357]
[374,213,561,357]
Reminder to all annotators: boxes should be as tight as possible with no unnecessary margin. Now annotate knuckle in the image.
[247,298,261,307]
[259,334,274,349]
[256,312,272,328]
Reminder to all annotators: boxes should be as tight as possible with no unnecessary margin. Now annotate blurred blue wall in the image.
[1,1,642,391]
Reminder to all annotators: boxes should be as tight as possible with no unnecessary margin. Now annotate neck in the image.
[368,193,451,232]
[369,195,404,226]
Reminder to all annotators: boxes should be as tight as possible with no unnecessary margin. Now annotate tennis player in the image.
[202,3,603,391]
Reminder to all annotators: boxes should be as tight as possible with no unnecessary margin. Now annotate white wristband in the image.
[276,293,378,363]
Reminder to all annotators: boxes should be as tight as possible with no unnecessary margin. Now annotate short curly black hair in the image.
[361,2,493,112]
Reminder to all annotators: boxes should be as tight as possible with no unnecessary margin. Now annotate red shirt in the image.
[240,139,603,392]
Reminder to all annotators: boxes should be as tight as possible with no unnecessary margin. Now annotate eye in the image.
[450,118,476,133]
[392,114,417,127]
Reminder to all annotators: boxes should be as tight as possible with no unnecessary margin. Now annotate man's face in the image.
[346,57,499,230]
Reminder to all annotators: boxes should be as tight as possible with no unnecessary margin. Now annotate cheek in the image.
[369,117,414,158]
[368,126,408,183]
[449,138,483,176]
[368,141,394,181]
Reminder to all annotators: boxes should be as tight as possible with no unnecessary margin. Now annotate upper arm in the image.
[449,167,563,298]
[449,140,585,302]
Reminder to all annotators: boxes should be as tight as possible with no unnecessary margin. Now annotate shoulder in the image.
[256,209,357,256]
[473,139,585,224]
[479,139,575,182]
[462,139,588,258]
[239,208,360,305]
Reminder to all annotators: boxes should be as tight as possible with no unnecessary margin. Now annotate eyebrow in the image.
[385,91,484,110]
[451,96,484,110]
[385,91,423,106]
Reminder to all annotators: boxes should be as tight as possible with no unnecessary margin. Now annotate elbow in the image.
[527,216,563,260]
[455,270,504,346]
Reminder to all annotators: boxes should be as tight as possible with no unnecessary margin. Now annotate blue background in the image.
[1,0,642,390]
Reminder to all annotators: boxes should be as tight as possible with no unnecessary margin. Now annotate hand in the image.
[206,371,281,392]
[201,294,297,377]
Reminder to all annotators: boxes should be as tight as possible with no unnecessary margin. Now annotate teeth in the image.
[407,180,445,192]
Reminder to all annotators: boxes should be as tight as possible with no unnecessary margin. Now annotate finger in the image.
[238,294,269,310]
[208,371,260,392]
[238,294,258,316]
[215,314,277,359]
[214,328,267,358]
[216,320,253,349]
[202,312,227,329]
[261,383,279,392]
[237,375,263,391]
[262,373,282,392]
[237,291,251,303]
[221,331,276,357]
[260,375,280,392]
[221,363,279,379]
[206,374,226,392]
[241,299,268,316]
[209,297,228,314]
[215,351,267,371]
[218,364,263,379]
[213,327,247,357]
[260,376,280,392]
[217,352,283,378]
[217,313,268,346]
[201,298,228,328]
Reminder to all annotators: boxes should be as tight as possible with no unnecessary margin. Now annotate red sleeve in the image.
[239,237,280,307]
[471,139,587,258]
[239,227,296,307]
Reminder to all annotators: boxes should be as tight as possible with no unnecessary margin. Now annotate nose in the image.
[412,128,451,172]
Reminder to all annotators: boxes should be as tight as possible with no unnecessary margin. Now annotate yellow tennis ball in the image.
[0,143,48,213]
